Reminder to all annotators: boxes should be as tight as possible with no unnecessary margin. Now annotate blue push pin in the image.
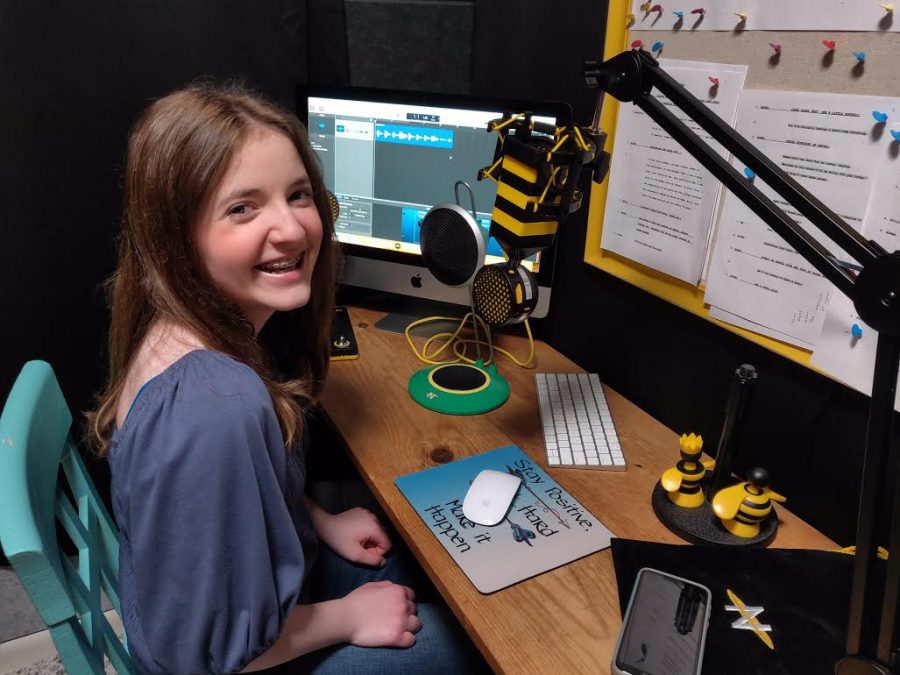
[851,323,863,340]
[873,111,888,124]
[891,129,900,142]
[853,51,867,62]
[652,41,665,53]
[744,167,756,180]
[674,9,685,18]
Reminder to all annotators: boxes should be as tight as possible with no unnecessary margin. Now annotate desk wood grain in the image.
[320,306,835,675]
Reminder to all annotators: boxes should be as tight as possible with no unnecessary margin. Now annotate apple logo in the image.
[410,274,423,289]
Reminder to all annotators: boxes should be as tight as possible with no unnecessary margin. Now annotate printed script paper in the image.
[601,59,748,284]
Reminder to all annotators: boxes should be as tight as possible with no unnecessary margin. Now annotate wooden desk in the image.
[320,306,835,675]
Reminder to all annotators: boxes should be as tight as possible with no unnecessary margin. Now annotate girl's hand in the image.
[343,581,420,648]
[313,505,392,567]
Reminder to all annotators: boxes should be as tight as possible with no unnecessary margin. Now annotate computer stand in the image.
[337,287,467,337]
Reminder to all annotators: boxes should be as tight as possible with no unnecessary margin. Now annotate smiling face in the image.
[191,126,324,333]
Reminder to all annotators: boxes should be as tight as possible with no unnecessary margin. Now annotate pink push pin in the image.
[631,39,644,50]
[650,3,663,12]
[769,43,782,54]
[822,39,836,51]
[690,7,706,14]
[708,76,720,86]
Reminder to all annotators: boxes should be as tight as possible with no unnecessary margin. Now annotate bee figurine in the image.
[661,433,715,508]
[712,467,786,538]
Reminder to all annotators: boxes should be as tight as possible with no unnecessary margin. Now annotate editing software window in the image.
[307,96,542,269]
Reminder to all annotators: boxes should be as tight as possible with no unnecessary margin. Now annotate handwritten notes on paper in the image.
[601,60,747,284]
[703,90,900,349]
[811,294,900,412]
[810,165,900,408]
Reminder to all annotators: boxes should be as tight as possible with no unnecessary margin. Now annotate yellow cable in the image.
[835,545,889,560]
[549,133,570,157]
[405,314,536,369]
[481,157,502,184]
[491,113,527,133]
[404,314,469,365]
[453,318,535,368]
[496,318,536,368]
[571,125,591,151]
[539,166,562,205]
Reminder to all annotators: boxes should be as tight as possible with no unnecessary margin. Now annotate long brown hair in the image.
[87,82,339,454]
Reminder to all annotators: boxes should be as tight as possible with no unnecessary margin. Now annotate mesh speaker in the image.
[419,203,486,287]
[472,263,538,326]
[326,191,340,222]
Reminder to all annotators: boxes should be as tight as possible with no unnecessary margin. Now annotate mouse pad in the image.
[395,445,614,593]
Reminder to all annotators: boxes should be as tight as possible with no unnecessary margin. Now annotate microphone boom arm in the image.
[586,48,900,674]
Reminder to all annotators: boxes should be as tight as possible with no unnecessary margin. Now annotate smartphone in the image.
[612,568,712,675]
[330,306,359,361]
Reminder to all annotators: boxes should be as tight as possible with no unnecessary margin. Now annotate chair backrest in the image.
[0,361,133,674]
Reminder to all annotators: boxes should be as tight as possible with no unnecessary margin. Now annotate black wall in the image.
[2,0,310,425]
[2,0,887,553]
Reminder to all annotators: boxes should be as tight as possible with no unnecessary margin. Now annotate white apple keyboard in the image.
[535,372,625,470]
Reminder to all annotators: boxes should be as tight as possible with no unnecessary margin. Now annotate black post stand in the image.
[586,49,900,673]
[706,364,758,499]
[838,332,900,675]
[651,363,775,547]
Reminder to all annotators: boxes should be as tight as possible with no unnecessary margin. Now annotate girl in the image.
[87,83,486,674]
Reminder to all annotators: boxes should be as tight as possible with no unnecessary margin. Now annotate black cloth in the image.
[610,538,878,675]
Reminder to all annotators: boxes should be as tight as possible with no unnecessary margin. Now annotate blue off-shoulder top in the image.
[107,350,318,674]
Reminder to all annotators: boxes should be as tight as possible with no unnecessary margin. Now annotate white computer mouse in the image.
[462,469,522,526]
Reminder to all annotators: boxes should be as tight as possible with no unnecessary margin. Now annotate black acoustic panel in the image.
[472,0,609,125]
[308,0,350,86]
[345,0,473,93]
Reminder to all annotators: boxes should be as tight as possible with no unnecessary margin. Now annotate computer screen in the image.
[302,88,570,318]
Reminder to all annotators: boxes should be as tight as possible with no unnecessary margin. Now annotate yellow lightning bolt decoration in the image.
[726,589,775,650]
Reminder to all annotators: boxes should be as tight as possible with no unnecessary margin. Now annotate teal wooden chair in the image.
[0,360,133,674]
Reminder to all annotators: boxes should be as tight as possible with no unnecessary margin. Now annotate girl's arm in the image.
[304,496,392,567]
[242,581,420,671]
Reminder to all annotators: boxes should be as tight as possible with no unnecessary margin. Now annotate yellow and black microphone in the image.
[475,112,608,326]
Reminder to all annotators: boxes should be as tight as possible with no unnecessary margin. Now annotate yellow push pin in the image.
[881,2,895,12]
[734,9,749,20]
[640,1,653,11]
[626,12,635,25]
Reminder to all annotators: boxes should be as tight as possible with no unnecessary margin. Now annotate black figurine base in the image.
[651,480,778,547]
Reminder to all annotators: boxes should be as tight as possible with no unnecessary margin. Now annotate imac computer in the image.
[301,88,571,320]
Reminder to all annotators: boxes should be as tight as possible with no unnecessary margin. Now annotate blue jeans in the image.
[268,546,491,674]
